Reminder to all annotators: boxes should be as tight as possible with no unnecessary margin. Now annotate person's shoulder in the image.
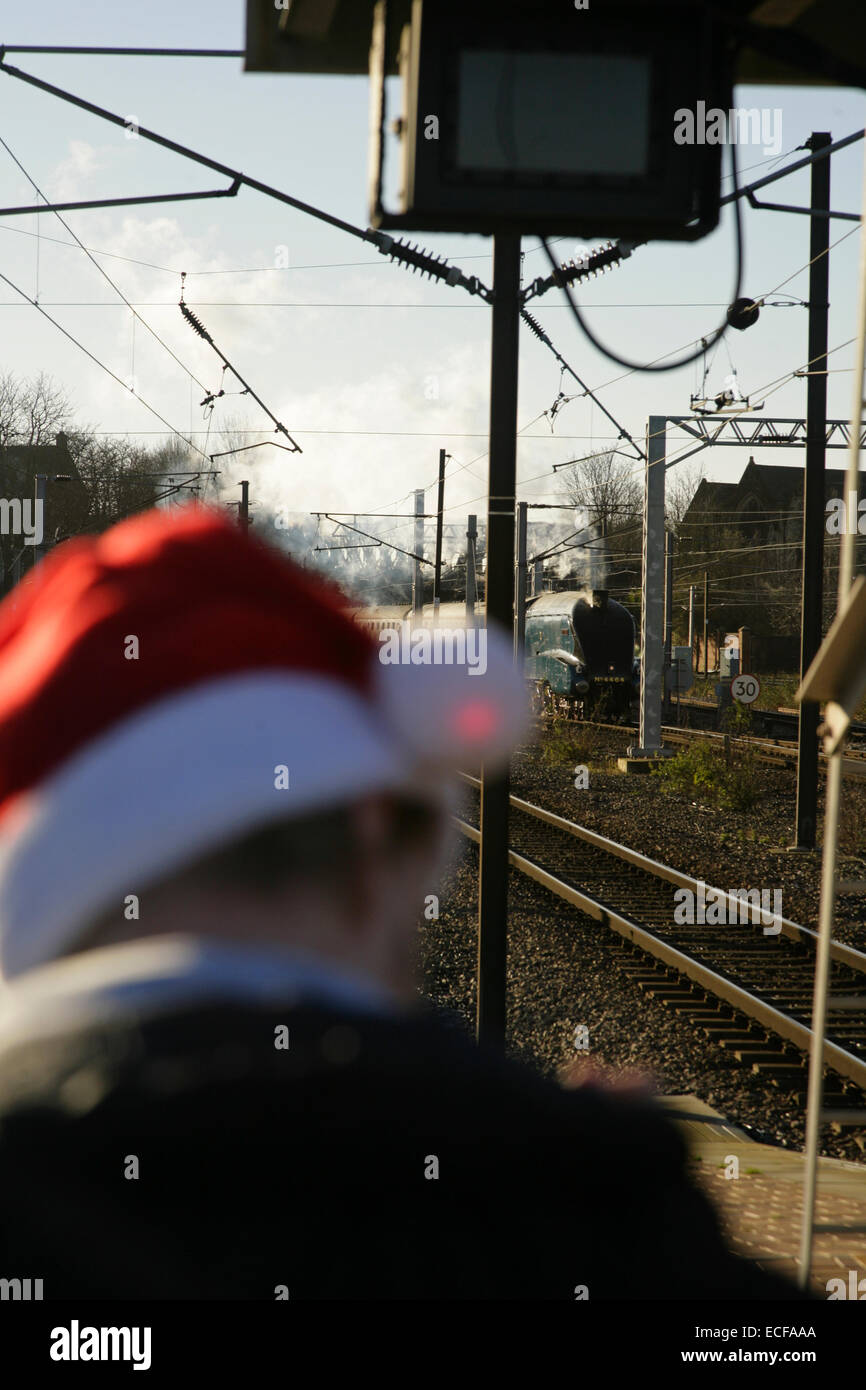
[0,993,673,1154]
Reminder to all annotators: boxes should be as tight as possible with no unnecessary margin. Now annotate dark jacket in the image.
[0,999,803,1300]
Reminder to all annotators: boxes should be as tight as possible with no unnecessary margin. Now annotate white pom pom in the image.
[373,620,529,771]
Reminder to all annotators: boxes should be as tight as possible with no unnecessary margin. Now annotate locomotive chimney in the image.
[591,589,609,612]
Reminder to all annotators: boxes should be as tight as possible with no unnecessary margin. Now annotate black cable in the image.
[0,47,245,57]
[520,308,646,461]
[539,142,745,374]
[179,298,301,453]
[0,132,212,395]
[0,264,210,460]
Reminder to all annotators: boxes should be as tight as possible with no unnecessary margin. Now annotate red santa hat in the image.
[0,505,527,981]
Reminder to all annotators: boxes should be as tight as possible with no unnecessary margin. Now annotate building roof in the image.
[684,458,859,519]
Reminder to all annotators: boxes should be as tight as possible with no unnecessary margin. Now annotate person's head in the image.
[76,793,448,1002]
[0,505,526,990]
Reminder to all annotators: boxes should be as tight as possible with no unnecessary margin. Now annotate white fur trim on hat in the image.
[0,630,528,980]
[0,672,415,981]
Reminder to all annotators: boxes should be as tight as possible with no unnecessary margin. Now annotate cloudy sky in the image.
[0,0,864,562]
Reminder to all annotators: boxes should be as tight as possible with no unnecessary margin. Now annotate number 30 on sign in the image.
[731,673,760,704]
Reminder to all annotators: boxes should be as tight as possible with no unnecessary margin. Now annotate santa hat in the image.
[0,505,527,980]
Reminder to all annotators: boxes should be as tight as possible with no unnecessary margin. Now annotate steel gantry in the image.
[671,416,866,458]
[632,413,859,757]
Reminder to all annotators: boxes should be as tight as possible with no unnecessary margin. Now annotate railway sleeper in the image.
[701,1020,762,1034]
[749,1064,808,1080]
[735,1051,800,1067]
[675,1010,739,1022]
[636,983,696,999]
[666,998,735,1016]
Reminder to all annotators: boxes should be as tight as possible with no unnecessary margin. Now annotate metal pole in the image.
[703,570,709,679]
[413,489,424,613]
[466,513,477,622]
[688,583,695,653]
[795,132,832,850]
[629,417,667,756]
[239,480,250,532]
[433,448,446,615]
[799,130,866,1288]
[477,231,521,1046]
[663,530,675,721]
[33,474,47,572]
[798,753,842,1287]
[514,500,528,658]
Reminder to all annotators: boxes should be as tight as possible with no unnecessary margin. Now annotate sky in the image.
[0,0,864,565]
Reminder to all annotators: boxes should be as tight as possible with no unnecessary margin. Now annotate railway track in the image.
[552,714,866,779]
[659,724,866,780]
[671,697,866,743]
[456,774,866,1115]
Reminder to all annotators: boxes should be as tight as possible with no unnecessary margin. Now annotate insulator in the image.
[385,237,454,282]
[180,302,213,342]
[520,310,548,344]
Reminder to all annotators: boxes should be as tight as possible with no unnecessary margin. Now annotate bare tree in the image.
[0,371,71,448]
[558,449,642,535]
[65,432,159,530]
[216,413,259,462]
[666,460,705,532]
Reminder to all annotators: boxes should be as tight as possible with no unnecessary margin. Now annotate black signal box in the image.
[368,0,733,241]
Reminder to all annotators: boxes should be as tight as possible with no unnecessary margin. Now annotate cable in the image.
[0,46,245,57]
[537,141,745,374]
[0,265,209,461]
[760,222,860,299]
[0,299,755,310]
[720,146,801,183]
[520,308,646,460]
[55,426,604,440]
[365,409,551,517]
[0,228,566,279]
[179,286,301,452]
[614,330,861,485]
[0,132,212,395]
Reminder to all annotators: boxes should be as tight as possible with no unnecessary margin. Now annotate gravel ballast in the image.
[418,723,866,1164]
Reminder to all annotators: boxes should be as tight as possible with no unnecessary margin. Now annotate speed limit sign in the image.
[731,672,760,704]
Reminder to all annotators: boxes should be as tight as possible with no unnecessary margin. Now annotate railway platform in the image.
[665,1095,866,1297]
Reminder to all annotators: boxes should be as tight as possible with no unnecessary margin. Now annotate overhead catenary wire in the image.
[0,264,209,461]
[536,141,745,375]
[0,132,213,396]
[442,332,863,512]
[178,284,301,454]
[0,57,494,307]
[1,56,859,534]
[0,299,761,310]
[520,308,646,461]
[366,239,656,522]
[0,225,566,278]
[0,46,246,57]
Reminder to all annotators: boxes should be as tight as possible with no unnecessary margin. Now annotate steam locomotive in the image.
[353,588,639,719]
